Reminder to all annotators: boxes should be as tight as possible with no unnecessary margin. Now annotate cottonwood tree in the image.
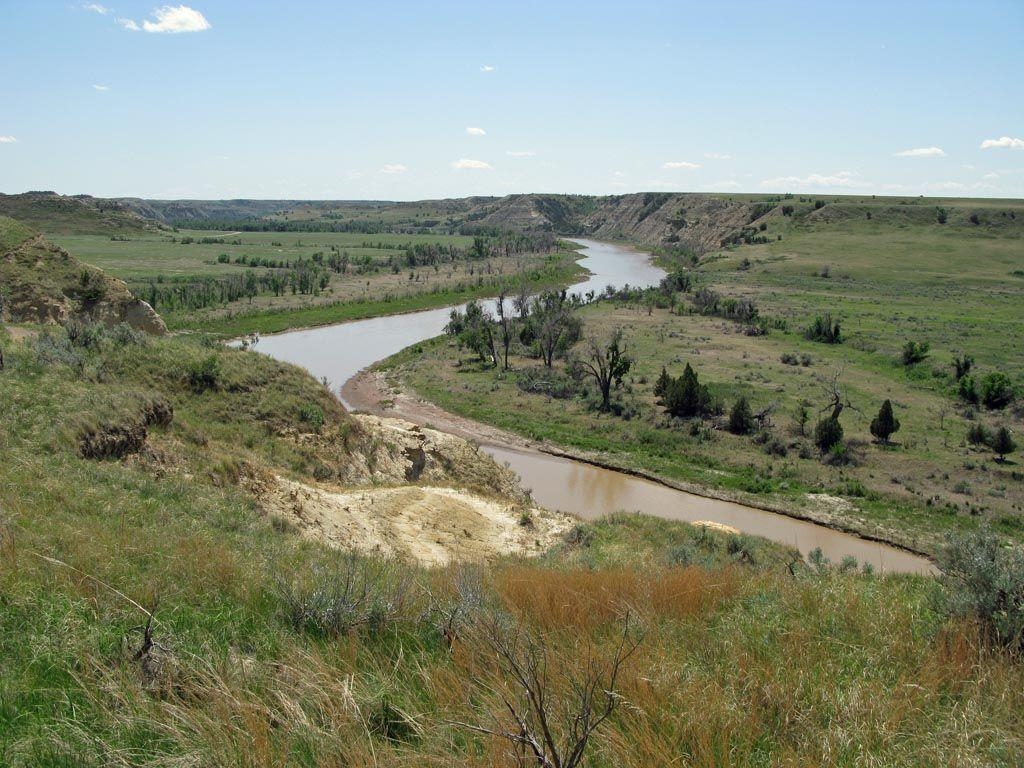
[455,611,642,768]
[524,290,582,368]
[573,329,632,411]
[446,300,497,366]
[494,288,516,370]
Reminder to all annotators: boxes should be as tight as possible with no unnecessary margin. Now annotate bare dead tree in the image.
[753,402,775,429]
[454,611,642,768]
[514,276,531,322]
[818,367,861,422]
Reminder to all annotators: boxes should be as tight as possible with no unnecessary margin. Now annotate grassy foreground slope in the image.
[387,197,1024,553]
[1,325,1022,766]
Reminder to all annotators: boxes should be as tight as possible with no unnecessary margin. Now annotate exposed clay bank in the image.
[252,240,935,574]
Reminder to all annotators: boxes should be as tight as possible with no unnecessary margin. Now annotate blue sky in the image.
[1,0,1022,199]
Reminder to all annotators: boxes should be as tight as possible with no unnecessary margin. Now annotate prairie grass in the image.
[1,329,1023,766]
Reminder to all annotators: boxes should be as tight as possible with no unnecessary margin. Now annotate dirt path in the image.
[342,369,538,451]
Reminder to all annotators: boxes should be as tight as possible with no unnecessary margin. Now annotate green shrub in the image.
[901,340,930,366]
[952,354,974,380]
[728,396,755,435]
[991,427,1016,462]
[980,372,1015,409]
[804,314,842,344]
[186,355,221,393]
[967,423,991,446]
[299,403,325,431]
[815,417,844,452]
[959,375,979,405]
[936,525,1024,653]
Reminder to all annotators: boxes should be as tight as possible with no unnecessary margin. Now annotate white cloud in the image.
[760,171,861,189]
[480,65,495,72]
[709,179,741,190]
[466,126,486,136]
[379,163,407,174]
[82,3,111,14]
[980,136,1024,150]
[92,84,109,91]
[0,135,17,143]
[894,146,945,158]
[612,170,625,177]
[452,158,492,170]
[120,5,211,33]
[663,160,701,169]
[983,172,1000,179]
[924,181,965,191]
[506,150,535,157]
[703,152,732,160]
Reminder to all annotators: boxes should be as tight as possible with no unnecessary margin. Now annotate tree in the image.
[653,366,671,400]
[663,363,711,419]
[991,427,1016,462]
[574,329,632,412]
[980,372,1015,410]
[817,367,860,424]
[446,300,497,366]
[815,417,844,452]
[952,354,974,381]
[494,288,515,370]
[869,399,901,443]
[901,340,930,366]
[728,396,754,435]
[526,290,582,368]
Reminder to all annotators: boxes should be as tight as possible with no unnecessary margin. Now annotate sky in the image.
[1,0,1022,200]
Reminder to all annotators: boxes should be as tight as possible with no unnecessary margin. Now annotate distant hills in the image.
[2,191,1021,251]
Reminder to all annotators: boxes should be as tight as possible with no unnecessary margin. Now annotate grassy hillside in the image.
[0,217,166,333]
[1,325,1022,766]
[386,197,1024,554]
[0,193,161,235]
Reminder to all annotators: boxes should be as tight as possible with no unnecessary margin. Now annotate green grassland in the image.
[1,325,1022,766]
[49,230,584,335]
[385,197,1024,554]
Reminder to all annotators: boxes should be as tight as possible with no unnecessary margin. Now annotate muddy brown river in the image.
[252,239,934,574]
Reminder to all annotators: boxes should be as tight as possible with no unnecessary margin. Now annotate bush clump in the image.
[804,314,842,344]
[936,525,1024,654]
[901,340,930,366]
[186,355,221,393]
[814,417,844,452]
[980,372,1015,410]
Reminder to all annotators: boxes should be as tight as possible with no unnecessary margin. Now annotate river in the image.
[250,239,934,574]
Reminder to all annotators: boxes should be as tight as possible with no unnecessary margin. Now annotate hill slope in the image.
[0,216,166,333]
[0,192,165,235]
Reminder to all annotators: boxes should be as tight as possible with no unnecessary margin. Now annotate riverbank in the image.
[345,368,935,573]
[171,252,588,337]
